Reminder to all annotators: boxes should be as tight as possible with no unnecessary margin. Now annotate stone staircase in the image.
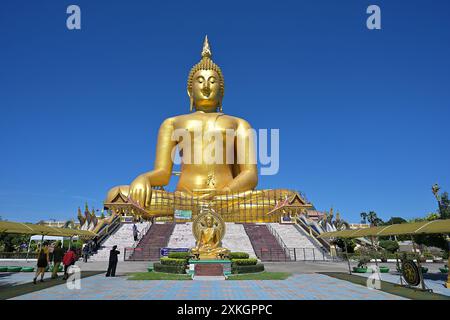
[90,222,150,261]
[130,223,175,261]
[268,223,329,260]
[167,223,196,248]
[167,223,256,258]
[243,223,290,261]
[222,223,256,258]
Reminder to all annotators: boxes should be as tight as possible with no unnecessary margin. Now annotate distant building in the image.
[36,220,79,228]
[348,223,370,229]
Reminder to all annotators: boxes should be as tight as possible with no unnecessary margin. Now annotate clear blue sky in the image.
[1,0,449,223]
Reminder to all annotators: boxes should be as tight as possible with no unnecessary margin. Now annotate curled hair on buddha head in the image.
[187,35,225,112]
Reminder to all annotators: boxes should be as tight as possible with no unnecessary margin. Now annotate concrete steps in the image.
[269,223,331,261]
[130,223,175,260]
[243,223,290,261]
[90,222,150,261]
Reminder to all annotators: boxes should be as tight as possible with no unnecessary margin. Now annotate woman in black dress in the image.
[33,243,49,284]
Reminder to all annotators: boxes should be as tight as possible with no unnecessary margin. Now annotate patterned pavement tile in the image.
[4,273,406,300]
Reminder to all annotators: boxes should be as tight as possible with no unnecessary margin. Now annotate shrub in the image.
[153,262,186,274]
[379,240,399,253]
[160,257,187,266]
[230,252,249,260]
[356,256,370,268]
[168,252,190,260]
[232,264,264,274]
[232,258,257,266]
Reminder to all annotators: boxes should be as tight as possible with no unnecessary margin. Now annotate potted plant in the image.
[421,266,428,274]
[353,256,370,273]
[379,266,390,273]
[439,264,449,274]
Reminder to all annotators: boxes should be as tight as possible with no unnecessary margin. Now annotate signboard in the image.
[175,209,192,220]
[160,247,190,257]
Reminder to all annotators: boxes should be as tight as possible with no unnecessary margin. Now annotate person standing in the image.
[51,242,64,279]
[62,248,77,280]
[106,245,120,277]
[133,223,139,242]
[33,243,49,284]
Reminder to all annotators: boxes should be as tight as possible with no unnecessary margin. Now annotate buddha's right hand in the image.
[129,174,152,208]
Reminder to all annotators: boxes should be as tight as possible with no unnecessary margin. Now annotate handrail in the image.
[295,218,331,252]
[132,221,152,249]
[99,218,120,243]
[266,224,291,260]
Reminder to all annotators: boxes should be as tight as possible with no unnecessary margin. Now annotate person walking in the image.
[82,243,89,263]
[33,242,49,284]
[62,248,77,280]
[105,245,120,277]
[51,241,64,279]
[133,224,139,242]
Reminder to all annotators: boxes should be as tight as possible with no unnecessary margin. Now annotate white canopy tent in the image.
[26,235,79,261]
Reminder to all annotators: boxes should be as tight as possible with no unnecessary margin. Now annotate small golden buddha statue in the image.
[190,213,230,260]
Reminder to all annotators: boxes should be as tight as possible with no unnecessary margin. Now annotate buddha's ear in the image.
[187,89,194,112]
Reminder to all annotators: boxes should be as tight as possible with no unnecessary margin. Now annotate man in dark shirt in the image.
[106,245,120,277]
[51,242,64,279]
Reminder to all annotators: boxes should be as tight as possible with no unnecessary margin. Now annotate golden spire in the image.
[201,35,212,58]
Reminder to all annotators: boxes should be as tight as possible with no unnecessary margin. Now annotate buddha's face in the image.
[190,69,222,112]
[205,216,214,227]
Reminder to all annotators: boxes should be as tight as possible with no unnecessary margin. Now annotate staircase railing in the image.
[294,218,331,251]
[96,215,121,247]
[131,221,153,249]
[266,224,292,261]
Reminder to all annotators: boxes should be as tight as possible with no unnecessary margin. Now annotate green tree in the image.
[439,192,450,219]
[379,240,399,253]
[384,217,407,225]
[333,238,356,253]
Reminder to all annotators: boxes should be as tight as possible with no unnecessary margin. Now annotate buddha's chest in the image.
[174,115,236,138]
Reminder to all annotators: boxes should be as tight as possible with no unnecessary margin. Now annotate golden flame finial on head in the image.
[201,35,212,58]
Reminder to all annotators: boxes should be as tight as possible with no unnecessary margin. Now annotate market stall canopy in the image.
[318,219,450,238]
[0,220,97,238]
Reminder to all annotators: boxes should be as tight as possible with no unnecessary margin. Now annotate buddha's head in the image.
[187,36,225,112]
[205,215,214,228]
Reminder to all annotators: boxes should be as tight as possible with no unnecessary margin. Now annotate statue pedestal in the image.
[188,259,232,277]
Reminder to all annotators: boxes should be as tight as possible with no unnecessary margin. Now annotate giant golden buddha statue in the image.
[105,36,312,222]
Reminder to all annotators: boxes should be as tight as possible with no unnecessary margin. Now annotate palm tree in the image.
[360,212,368,224]
[367,211,383,226]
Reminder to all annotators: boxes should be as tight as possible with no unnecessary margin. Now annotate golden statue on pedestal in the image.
[190,207,229,260]
[104,36,312,222]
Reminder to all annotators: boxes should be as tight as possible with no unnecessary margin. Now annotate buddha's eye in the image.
[209,77,216,84]
[197,76,204,83]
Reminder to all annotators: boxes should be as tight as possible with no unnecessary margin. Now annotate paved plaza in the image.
[2,261,449,300]
[1,272,404,300]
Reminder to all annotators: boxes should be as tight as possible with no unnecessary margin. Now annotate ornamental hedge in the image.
[160,257,187,266]
[229,252,250,260]
[232,263,265,274]
[153,262,186,274]
[232,258,258,266]
[167,252,190,260]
